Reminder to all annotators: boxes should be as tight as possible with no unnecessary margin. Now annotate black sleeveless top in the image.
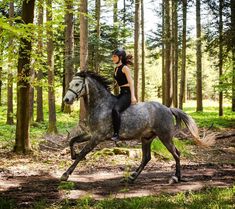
[114,64,128,86]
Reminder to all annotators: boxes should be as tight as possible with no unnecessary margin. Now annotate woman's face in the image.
[112,55,119,64]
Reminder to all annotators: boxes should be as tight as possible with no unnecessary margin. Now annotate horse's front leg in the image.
[126,138,153,183]
[70,134,90,160]
[61,137,99,181]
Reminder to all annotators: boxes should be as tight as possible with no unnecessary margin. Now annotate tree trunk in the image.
[36,0,44,122]
[232,0,235,111]
[7,1,14,125]
[94,0,100,73]
[162,0,165,105]
[141,0,145,102]
[219,0,223,116]
[134,0,140,101]
[79,0,88,124]
[172,0,178,108]
[15,0,35,153]
[113,0,119,96]
[46,0,57,133]
[179,0,187,110]
[164,0,172,107]
[29,69,35,122]
[64,0,74,114]
[0,28,2,106]
[196,0,203,112]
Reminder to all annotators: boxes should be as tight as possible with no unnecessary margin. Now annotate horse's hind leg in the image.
[127,138,153,183]
[159,135,181,183]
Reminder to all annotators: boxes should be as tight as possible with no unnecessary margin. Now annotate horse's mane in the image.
[75,71,112,92]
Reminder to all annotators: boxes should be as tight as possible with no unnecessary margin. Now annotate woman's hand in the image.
[131,96,137,105]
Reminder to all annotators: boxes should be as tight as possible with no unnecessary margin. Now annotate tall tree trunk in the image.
[15,0,35,153]
[46,0,57,133]
[232,0,235,111]
[113,0,119,96]
[123,0,126,45]
[172,0,178,108]
[141,0,145,102]
[79,0,88,123]
[94,0,100,73]
[29,70,35,122]
[134,0,140,101]
[7,1,14,125]
[36,0,44,122]
[179,0,187,110]
[196,0,203,112]
[0,28,2,106]
[64,0,74,113]
[164,0,172,107]
[162,0,165,105]
[219,0,223,116]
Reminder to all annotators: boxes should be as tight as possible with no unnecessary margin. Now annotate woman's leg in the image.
[112,93,131,140]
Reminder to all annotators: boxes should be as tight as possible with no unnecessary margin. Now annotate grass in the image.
[151,138,192,160]
[1,186,233,209]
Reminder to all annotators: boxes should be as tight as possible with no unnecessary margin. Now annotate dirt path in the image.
[0,134,234,208]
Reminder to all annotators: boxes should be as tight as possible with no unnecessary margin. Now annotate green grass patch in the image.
[25,186,234,209]
[0,197,16,209]
[58,181,76,190]
[184,104,234,129]
[151,138,192,160]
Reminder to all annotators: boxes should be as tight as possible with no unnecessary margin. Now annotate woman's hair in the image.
[112,48,133,66]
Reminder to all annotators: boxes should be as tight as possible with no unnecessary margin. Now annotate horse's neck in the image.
[86,79,114,110]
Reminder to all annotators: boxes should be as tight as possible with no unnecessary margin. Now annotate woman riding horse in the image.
[111,49,137,141]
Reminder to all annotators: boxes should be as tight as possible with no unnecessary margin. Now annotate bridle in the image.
[67,78,86,99]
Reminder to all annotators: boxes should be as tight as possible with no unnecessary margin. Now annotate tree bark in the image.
[219,0,223,116]
[113,0,119,96]
[64,0,74,113]
[79,0,88,123]
[172,0,178,108]
[134,0,140,101]
[46,0,57,133]
[162,0,165,105]
[7,1,14,125]
[179,0,187,110]
[231,0,235,111]
[94,0,101,73]
[15,0,35,153]
[0,28,2,106]
[36,0,44,122]
[196,0,203,111]
[164,0,172,107]
[141,0,145,102]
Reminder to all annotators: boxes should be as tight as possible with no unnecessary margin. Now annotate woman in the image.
[111,48,137,141]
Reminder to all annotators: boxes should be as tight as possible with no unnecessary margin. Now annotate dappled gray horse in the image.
[61,71,214,183]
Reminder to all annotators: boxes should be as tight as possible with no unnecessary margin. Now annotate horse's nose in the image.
[64,98,69,103]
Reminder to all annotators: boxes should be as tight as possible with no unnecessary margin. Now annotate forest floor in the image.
[0,129,234,208]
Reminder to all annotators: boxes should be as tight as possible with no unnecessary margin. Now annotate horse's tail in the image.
[170,108,215,147]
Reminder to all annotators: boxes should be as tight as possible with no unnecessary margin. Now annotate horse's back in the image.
[120,101,174,138]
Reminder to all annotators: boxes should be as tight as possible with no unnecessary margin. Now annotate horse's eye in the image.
[75,83,79,86]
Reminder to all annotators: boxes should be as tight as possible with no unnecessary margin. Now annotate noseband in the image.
[68,78,86,99]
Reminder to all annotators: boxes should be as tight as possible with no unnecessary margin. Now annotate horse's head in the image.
[64,75,87,104]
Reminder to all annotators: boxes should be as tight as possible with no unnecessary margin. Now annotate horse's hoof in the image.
[168,176,179,185]
[61,173,69,181]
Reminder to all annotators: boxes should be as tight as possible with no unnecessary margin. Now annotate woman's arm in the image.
[122,66,137,104]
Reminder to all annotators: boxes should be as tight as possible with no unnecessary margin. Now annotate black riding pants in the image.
[112,87,131,135]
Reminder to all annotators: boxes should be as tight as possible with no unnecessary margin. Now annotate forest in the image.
[0,0,234,208]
